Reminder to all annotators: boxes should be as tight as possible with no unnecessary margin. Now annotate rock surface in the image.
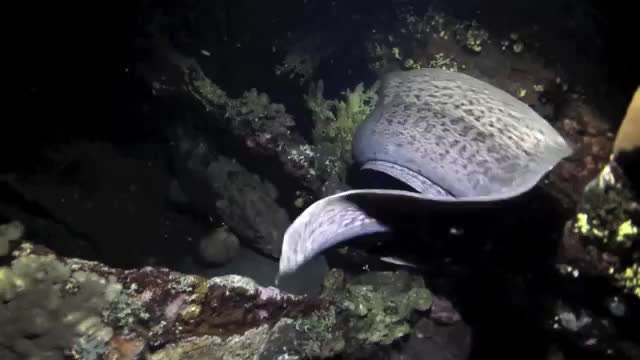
[0,241,433,359]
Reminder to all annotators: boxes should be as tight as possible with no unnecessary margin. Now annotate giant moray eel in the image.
[279,68,573,276]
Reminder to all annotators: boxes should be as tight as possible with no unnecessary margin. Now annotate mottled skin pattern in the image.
[279,193,391,274]
[353,68,572,199]
[279,69,573,276]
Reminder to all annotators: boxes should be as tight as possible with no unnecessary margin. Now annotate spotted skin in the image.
[279,191,391,275]
[279,69,573,276]
[354,68,572,198]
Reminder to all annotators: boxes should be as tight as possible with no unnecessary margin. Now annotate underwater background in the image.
[1,0,639,359]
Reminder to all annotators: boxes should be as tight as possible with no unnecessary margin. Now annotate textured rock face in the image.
[173,134,291,259]
[0,242,433,359]
[0,243,336,360]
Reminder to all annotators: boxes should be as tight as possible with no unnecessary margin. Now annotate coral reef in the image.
[560,88,639,298]
[0,246,128,360]
[575,176,638,249]
[562,164,640,298]
[454,20,490,53]
[0,242,325,359]
[321,269,432,355]
[144,44,331,196]
[0,242,430,359]
[304,80,379,177]
[2,1,635,359]
[365,6,566,109]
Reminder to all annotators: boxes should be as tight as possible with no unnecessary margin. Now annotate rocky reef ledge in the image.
[1,239,434,360]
